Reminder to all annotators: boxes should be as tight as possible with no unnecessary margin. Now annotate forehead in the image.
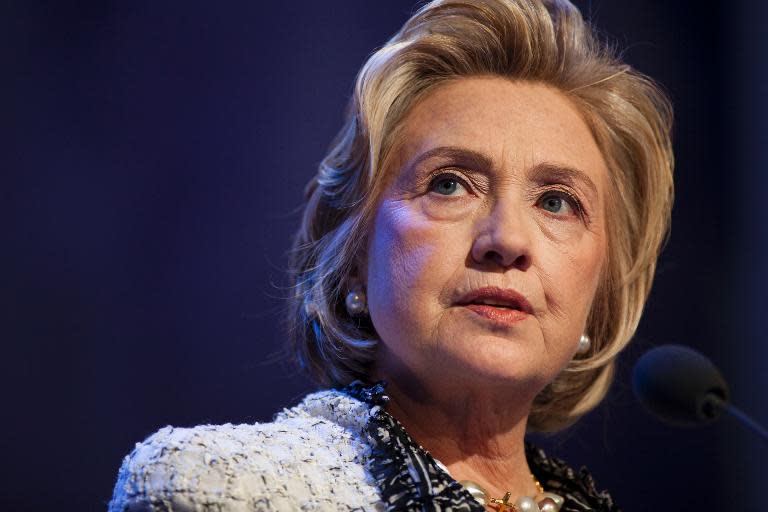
[392,77,608,192]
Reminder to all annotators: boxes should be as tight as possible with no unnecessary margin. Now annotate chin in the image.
[435,335,555,393]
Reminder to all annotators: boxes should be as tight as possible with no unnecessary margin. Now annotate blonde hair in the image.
[287,0,673,432]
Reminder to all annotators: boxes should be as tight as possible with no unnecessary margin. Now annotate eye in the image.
[537,190,583,218]
[540,194,568,213]
[428,173,470,196]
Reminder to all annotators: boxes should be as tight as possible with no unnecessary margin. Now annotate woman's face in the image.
[365,77,608,400]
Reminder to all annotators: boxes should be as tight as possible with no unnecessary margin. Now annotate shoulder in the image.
[108,389,382,512]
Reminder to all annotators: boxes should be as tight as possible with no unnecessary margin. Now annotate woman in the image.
[109,0,673,510]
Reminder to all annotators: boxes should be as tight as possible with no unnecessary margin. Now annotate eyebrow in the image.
[407,145,599,201]
[406,146,493,174]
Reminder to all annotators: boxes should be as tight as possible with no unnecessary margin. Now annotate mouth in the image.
[457,286,534,313]
[456,287,534,325]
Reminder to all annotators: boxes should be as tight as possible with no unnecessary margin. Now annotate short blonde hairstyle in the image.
[287,0,673,432]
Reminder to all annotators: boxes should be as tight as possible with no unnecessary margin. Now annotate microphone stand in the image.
[703,394,768,447]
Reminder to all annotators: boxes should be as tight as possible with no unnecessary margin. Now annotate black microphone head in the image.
[632,344,730,427]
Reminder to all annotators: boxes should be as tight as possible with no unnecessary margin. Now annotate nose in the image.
[470,201,532,270]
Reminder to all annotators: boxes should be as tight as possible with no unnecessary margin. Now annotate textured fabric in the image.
[350,382,482,512]
[108,390,383,511]
[109,383,619,511]
[525,444,619,512]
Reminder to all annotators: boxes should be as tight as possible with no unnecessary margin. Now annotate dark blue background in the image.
[3,1,766,510]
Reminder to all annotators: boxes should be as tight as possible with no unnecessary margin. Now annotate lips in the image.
[457,286,534,313]
[457,286,534,325]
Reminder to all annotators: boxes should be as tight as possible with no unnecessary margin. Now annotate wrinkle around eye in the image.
[528,184,592,227]
[414,163,490,196]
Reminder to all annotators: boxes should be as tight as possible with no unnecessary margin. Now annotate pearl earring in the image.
[576,334,591,355]
[345,286,367,317]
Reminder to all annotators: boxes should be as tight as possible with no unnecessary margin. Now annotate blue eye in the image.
[538,191,582,217]
[541,195,566,213]
[429,174,468,196]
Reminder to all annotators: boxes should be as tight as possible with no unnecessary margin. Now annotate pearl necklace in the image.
[433,458,564,512]
[458,477,564,512]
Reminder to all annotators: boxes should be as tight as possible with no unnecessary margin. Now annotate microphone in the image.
[632,344,768,445]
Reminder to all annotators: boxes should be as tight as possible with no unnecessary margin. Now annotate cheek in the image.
[366,201,460,338]
[541,233,606,322]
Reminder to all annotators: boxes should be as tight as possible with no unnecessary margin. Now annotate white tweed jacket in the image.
[108,389,384,512]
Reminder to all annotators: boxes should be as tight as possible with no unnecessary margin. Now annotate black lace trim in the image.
[341,380,621,512]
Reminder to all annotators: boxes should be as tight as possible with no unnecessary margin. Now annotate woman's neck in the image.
[381,376,541,503]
